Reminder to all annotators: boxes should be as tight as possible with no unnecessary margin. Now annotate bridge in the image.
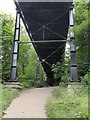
[10,0,78,85]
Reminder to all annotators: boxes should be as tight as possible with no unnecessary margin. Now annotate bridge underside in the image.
[10,1,78,85]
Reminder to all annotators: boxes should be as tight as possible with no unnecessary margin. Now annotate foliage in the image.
[19,45,37,80]
[74,1,90,77]
[1,13,45,88]
[34,80,47,88]
[52,62,63,80]
[83,73,88,83]
[0,13,14,81]
[81,70,90,84]
[51,1,90,83]
[51,47,70,83]
[0,83,2,117]
[0,88,19,117]
[52,62,69,83]
[20,79,36,88]
[18,28,32,79]
[18,29,45,87]
[20,78,47,89]
[18,43,45,88]
[46,84,88,118]
[1,1,89,87]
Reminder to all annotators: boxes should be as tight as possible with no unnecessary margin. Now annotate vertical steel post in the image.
[69,4,78,81]
[10,10,20,81]
[35,57,40,80]
[43,71,47,82]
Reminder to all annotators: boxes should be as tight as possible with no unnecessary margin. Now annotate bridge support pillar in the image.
[43,71,47,82]
[69,4,78,81]
[35,57,40,80]
[10,10,20,81]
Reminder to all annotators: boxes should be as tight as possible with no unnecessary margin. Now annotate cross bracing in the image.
[10,0,78,85]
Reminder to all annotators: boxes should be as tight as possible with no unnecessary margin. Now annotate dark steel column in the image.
[69,4,78,81]
[10,10,20,81]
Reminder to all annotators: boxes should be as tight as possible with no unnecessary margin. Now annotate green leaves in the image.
[52,62,64,79]
[1,13,45,87]
[51,1,89,83]
[51,59,69,84]
[1,88,19,117]
[46,85,88,118]
[1,13,14,81]
[74,1,89,78]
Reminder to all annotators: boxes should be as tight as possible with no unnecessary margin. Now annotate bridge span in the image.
[10,0,78,85]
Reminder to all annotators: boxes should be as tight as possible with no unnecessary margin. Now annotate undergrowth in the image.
[19,79,48,89]
[0,87,19,117]
[46,83,88,119]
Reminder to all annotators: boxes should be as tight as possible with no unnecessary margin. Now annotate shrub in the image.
[19,79,35,88]
[81,72,89,85]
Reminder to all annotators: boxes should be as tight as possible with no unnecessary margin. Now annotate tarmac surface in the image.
[3,87,54,118]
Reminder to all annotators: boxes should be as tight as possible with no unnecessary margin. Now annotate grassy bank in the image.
[0,86,19,117]
[46,83,88,119]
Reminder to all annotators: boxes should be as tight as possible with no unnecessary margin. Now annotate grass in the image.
[46,83,88,119]
[0,85,19,118]
[19,79,48,89]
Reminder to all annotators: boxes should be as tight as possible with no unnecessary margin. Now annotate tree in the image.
[51,1,90,83]
[74,1,90,77]
[18,26,31,78]
[0,13,14,81]
[51,47,70,84]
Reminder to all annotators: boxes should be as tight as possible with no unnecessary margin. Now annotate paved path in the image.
[3,87,54,118]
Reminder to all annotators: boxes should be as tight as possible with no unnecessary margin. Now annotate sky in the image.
[0,0,16,17]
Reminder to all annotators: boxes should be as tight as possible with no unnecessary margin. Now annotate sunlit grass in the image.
[0,83,2,118]
[0,87,19,117]
[46,84,88,119]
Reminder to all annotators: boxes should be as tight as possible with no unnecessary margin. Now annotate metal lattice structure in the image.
[10,0,78,84]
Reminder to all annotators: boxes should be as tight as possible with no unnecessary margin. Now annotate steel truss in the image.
[10,2,78,82]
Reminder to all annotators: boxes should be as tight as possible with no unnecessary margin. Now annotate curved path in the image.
[3,87,54,118]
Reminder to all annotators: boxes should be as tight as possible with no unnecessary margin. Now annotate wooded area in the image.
[0,1,90,86]
[0,1,89,119]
